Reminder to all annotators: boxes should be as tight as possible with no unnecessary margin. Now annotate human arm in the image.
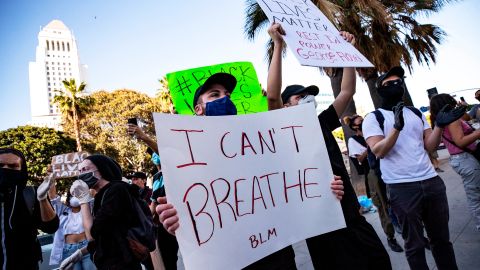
[156,196,179,235]
[81,203,94,241]
[425,104,470,151]
[59,246,89,270]
[36,175,58,223]
[332,32,356,116]
[127,123,159,153]
[266,23,286,111]
[447,120,480,148]
[356,151,368,163]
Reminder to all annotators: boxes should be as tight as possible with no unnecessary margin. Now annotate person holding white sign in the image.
[266,23,391,270]
[155,72,346,269]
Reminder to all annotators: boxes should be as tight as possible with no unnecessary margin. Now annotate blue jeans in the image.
[449,152,480,231]
[387,176,457,270]
[62,239,96,270]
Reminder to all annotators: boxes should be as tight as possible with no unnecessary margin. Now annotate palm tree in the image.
[244,0,452,108]
[245,0,453,190]
[52,79,93,151]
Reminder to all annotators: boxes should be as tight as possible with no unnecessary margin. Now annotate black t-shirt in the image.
[318,105,361,223]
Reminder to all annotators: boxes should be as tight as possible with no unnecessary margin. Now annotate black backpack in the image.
[101,184,157,261]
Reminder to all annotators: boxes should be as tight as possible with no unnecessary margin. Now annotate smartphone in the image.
[127,117,138,126]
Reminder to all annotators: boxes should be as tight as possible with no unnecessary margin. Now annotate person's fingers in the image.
[333,175,341,181]
[157,196,167,204]
[158,205,176,223]
[155,202,172,218]
[166,222,179,235]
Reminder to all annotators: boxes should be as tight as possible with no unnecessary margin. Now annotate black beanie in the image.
[0,148,28,174]
[85,154,122,182]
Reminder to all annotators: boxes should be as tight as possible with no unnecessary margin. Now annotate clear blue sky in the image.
[1,0,479,131]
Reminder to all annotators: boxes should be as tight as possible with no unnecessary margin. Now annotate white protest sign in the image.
[154,104,346,270]
[51,152,89,178]
[257,0,373,68]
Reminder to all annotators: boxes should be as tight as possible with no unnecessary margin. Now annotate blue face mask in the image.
[151,153,161,166]
[205,96,237,116]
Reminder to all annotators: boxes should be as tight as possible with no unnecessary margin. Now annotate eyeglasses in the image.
[381,79,403,88]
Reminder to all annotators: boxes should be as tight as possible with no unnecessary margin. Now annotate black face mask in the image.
[0,168,28,191]
[378,79,405,110]
[78,172,99,188]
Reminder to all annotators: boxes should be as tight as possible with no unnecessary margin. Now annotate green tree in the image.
[72,90,159,174]
[156,76,174,113]
[0,126,76,183]
[52,79,94,152]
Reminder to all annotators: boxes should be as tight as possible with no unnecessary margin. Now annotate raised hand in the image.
[393,102,405,131]
[436,104,466,128]
[37,174,54,201]
[267,23,286,45]
[70,180,93,204]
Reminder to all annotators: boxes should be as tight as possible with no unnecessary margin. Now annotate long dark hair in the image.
[429,94,457,127]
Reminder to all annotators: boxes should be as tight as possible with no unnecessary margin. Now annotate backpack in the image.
[101,184,157,261]
[368,106,424,174]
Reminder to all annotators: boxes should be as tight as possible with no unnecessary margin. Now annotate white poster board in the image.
[257,0,374,68]
[153,105,345,270]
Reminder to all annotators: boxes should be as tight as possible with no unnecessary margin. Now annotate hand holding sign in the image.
[258,0,373,67]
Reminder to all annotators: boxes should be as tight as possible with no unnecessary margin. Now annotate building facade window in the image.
[46,40,49,50]
[51,41,55,51]
[67,42,70,51]
[57,41,60,51]
[62,42,65,51]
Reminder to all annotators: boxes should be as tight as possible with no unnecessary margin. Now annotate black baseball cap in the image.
[130,172,147,179]
[281,85,319,104]
[376,66,405,89]
[192,73,237,108]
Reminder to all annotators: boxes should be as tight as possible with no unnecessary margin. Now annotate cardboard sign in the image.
[153,104,345,270]
[51,152,88,178]
[257,0,373,68]
[166,62,268,115]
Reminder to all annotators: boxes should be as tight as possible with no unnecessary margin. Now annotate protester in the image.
[155,71,346,269]
[344,115,403,253]
[344,115,371,197]
[430,93,480,232]
[48,177,96,269]
[363,66,461,269]
[127,129,179,270]
[0,148,59,269]
[265,22,391,270]
[468,89,480,121]
[130,172,153,205]
[61,154,148,270]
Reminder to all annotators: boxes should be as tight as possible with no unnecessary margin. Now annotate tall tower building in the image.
[29,19,88,129]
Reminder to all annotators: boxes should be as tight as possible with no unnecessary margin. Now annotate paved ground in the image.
[176,149,480,269]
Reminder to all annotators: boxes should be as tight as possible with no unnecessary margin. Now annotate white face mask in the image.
[69,197,81,208]
[298,95,318,108]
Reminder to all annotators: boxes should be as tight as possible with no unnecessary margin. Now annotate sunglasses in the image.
[381,79,403,88]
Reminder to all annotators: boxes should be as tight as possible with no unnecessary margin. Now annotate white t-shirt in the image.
[362,108,437,184]
[348,137,367,158]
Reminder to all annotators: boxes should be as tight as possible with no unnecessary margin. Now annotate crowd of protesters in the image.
[2,22,479,270]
